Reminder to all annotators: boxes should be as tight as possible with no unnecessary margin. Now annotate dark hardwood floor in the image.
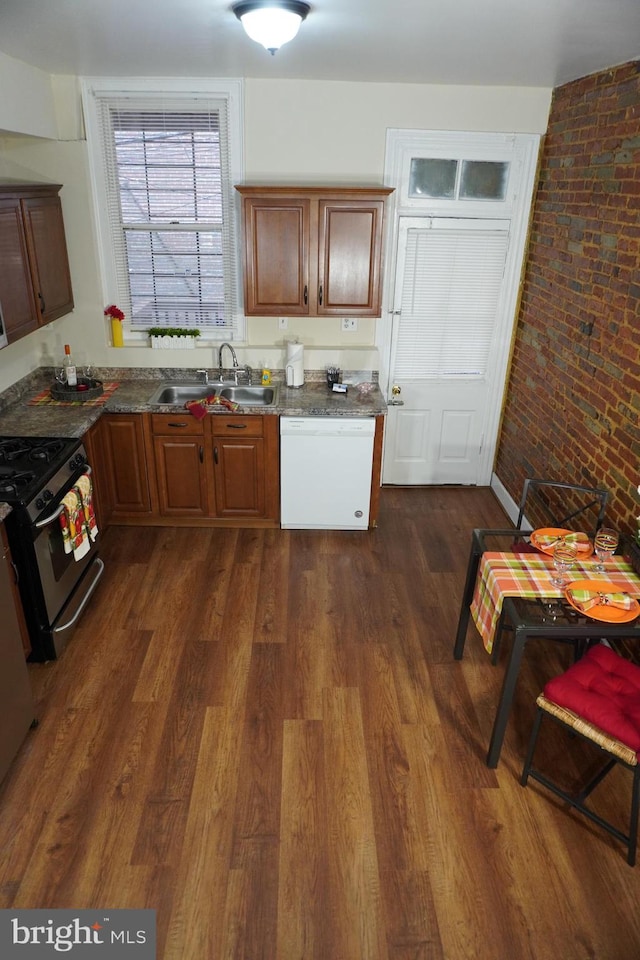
[2,486,640,959]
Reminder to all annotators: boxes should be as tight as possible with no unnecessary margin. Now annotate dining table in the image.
[454,528,640,768]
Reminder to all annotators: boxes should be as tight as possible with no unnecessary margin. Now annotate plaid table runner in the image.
[470,551,640,654]
[28,382,120,406]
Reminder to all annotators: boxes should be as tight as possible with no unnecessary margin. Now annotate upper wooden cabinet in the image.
[0,183,74,344]
[236,186,393,318]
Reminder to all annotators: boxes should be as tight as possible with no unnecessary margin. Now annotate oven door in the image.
[33,495,98,626]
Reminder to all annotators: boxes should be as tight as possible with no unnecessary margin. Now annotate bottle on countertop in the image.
[261,366,272,385]
[62,344,77,387]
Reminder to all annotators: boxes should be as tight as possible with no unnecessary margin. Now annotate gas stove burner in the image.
[0,468,37,497]
[0,439,31,463]
[28,439,65,463]
[0,435,83,509]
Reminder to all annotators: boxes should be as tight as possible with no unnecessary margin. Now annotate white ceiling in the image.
[0,0,639,88]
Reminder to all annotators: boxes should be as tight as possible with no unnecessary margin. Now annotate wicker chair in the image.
[521,644,640,865]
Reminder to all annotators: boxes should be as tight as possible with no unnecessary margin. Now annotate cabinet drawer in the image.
[151,414,205,435]
[210,415,264,437]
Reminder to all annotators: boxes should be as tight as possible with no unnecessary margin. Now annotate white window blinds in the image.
[87,87,242,338]
[394,220,509,378]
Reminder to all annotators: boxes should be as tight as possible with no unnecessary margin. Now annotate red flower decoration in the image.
[104,304,125,321]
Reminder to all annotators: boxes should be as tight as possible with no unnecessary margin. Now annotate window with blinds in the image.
[82,82,243,341]
[394,221,510,378]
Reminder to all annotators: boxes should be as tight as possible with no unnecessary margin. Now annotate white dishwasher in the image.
[280,417,375,529]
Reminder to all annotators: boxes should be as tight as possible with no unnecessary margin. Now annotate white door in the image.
[383,217,510,485]
[380,129,540,487]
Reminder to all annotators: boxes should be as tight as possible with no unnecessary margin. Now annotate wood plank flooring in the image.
[2,486,640,958]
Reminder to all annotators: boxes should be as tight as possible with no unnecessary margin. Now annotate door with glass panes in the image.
[381,131,540,486]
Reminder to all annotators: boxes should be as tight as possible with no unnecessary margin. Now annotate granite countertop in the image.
[0,369,387,440]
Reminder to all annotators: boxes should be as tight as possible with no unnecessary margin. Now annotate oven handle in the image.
[52,557,105,636]
[34,466,93,529]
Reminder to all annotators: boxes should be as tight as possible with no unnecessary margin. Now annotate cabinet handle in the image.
[303,284,308,305]
[214,445,218,464]
[168,421,188,428]
[38,292,46,314]
[199,445,204,463]
[318,284,323,306]
[226,423,247,429]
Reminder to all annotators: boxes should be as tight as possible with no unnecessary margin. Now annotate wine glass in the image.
[593,527,619,573]
[550,540,578,587]
[54,366,66,384]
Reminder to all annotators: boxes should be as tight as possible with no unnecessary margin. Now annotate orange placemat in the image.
[28,382,120,406]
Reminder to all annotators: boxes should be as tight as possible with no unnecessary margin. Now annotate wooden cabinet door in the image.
[22,195,74,325]
[1,525,31,659]
[317,199,386,316]
[101,415,154,519]
[154,436,210,517]
[213,436,266,517]
[0,198,39,343]
[241,196,310,316]
[237,187,391,318]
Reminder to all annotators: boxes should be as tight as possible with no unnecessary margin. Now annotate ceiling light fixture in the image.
[233,1,310,56]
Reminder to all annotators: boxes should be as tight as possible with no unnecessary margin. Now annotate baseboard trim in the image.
[490,472,519,525]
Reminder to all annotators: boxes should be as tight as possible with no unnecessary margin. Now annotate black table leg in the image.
[454,531,483,660]
[486,622,528,768]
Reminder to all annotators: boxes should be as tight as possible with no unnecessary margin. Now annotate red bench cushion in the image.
[544,644,640,756]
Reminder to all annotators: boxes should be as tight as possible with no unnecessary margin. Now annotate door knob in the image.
[389,384,404,406]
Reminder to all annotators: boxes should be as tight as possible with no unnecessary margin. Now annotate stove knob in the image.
[70,453,86,470]
[35,489,54,510]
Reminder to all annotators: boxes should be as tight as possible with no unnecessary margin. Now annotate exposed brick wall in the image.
[495,60,640,538]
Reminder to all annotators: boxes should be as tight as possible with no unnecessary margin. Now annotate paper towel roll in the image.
[286,341,305,387]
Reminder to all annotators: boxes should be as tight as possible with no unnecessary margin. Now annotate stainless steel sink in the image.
[148,381,278,406]
[148,382,216,404]
[219,385,278,406]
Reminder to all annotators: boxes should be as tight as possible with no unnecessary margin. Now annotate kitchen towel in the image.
[185,395,240,418]
[59,472,98,560]
[76,472,99,546]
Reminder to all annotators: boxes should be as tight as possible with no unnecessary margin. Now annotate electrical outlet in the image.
[278,317,288,330]
[341,318,358,332]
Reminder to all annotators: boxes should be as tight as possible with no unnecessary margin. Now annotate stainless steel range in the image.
[0,436,104,661]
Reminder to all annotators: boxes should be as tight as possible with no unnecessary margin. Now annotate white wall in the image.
[0,53,57,139]
[0,64,552,393]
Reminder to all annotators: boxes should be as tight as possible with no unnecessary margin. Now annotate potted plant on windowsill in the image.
[147,328,201,349]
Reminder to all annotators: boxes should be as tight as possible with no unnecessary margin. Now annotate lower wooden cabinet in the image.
[211,415,279,519]
[1,524,31,659]
[94,412,280,528]
[151,415,210,518]
[100,414,156,523]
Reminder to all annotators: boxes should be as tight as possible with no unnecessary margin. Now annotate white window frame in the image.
[81,77,245,344]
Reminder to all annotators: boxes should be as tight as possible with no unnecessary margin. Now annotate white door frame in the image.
[378,130,540,485]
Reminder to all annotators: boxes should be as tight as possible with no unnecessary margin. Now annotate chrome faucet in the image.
[218,342,238,382]
[196,368,210,385]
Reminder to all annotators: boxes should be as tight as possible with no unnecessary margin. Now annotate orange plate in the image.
[530,527,593,558]
[564,578,640,623]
